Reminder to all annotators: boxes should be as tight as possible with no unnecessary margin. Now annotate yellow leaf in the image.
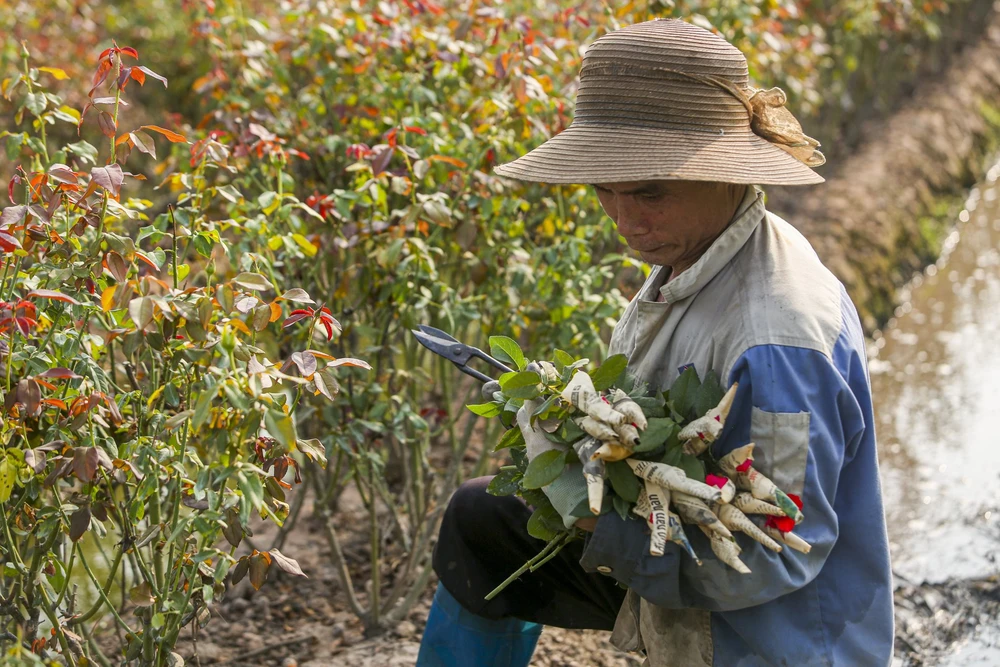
[292,233,317,257]
[268,301,281,323]
[230,319,251,335]
[146,385,165,411]
[39,67,69,80]
[267,235,283,251]
[101,285,116,312]
[57,105,81,122]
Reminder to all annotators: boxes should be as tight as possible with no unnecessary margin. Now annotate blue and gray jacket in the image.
[547,188,894,666]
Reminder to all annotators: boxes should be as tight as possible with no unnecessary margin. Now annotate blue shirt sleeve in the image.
[579,341,869,611]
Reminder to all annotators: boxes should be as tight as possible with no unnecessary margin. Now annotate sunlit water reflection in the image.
[871,169,1000,586]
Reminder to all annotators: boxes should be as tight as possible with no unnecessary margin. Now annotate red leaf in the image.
[787,493,804,510]
[403,125,427,136]
[72,447,99,483]
[97,111,117,138]
[69,506,92,541]
[38,367,82,379]
[118,46,139,59]
[370,146,393,175]
[90,164,124,197]
[0,231,22,252]
[281,312,311,328]
[26,289,81,305]
[0,205,27,227]
[140,124,186,143]
[7,175,19,204]
[130,68,146,86]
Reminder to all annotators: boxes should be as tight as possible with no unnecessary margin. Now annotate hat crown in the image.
[576,19,751,133]
[583,19,749,86]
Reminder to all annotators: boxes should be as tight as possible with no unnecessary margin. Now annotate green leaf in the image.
[522,449,565,489]
[613,494,632,521]
[632,395,666,419]
[590,354,628,391]
[67,140,99,165]
[634,417,678,453]
[499,371,540,400]
[494,427,525,452]
[544,418,585,445]
[569,494,612,518]
[0,457,14,503]
[233,272,273,292]
[265,409,297,448]
[668,366,700,420]
[489,336,526,371]
[677,454,705,481]
[191,386,215,430]
[295,438,328,465]
[487,467,521,496]
[606,460,640,503]
[692,371,725,418]
[526,503,562,541]
[237,472,264,513]
[467,402,501,418]
[552,349,575,371]
[24,92,46,116]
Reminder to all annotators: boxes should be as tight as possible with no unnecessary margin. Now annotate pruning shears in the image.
[410,324,513,384]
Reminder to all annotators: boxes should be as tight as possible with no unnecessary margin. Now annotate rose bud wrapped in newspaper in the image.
[678,382,738,456]
[636,483,700,562]
[731,492,787,517]
[560,371,627,426]
[573,436,606,515]
[609,388,648,430]
[713,503,783,552]
[757,514,812,554]
[699,526,751,574]
[627,459,727,504]
[718,444,804,524]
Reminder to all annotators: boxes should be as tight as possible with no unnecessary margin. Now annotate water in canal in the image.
[871,159,1000,663]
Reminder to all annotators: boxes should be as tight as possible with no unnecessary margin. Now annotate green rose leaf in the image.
[494,427,525,451]
[499,371,540,400]
[677,453,705,481]
[526,502,562,541]
[634,417,678,453]
[606,460,640,503]
[590,353,628,391]
[522,449,565,489]
[487,467,521,496]
[489,335,526,371]
[668,366,700,420]
[467,402,501,418]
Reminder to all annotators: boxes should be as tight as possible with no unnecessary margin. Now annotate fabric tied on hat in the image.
[745,87,826,168]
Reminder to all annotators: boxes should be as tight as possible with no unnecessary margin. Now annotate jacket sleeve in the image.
[578,342,869,611]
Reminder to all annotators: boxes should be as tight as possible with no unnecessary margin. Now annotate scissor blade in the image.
[411,329,494,383]
[410,329,458,357]
[417,324,460,344]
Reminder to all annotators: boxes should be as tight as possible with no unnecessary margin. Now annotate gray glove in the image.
[517,398,588,529]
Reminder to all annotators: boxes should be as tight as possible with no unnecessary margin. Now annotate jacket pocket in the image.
[749,407,810,497]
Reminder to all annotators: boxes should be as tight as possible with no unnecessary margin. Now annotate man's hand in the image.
[574,517,598,532]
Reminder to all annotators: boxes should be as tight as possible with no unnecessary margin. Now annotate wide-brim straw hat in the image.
[495,19,826,186]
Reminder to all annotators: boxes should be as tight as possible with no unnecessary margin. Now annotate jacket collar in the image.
[658,186,765,304]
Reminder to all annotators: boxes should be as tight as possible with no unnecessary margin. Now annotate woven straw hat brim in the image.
[494,123,825,186]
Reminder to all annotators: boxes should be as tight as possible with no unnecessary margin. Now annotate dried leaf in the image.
[248,552,270,590]
[268,549,306,577]
[290,351,317,376]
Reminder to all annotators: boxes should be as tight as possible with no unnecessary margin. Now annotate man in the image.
[417,18,894,666]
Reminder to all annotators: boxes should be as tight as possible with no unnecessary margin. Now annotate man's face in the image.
[594,180,747,270]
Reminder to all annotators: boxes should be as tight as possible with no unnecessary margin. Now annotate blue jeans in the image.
[416,583,542,667]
